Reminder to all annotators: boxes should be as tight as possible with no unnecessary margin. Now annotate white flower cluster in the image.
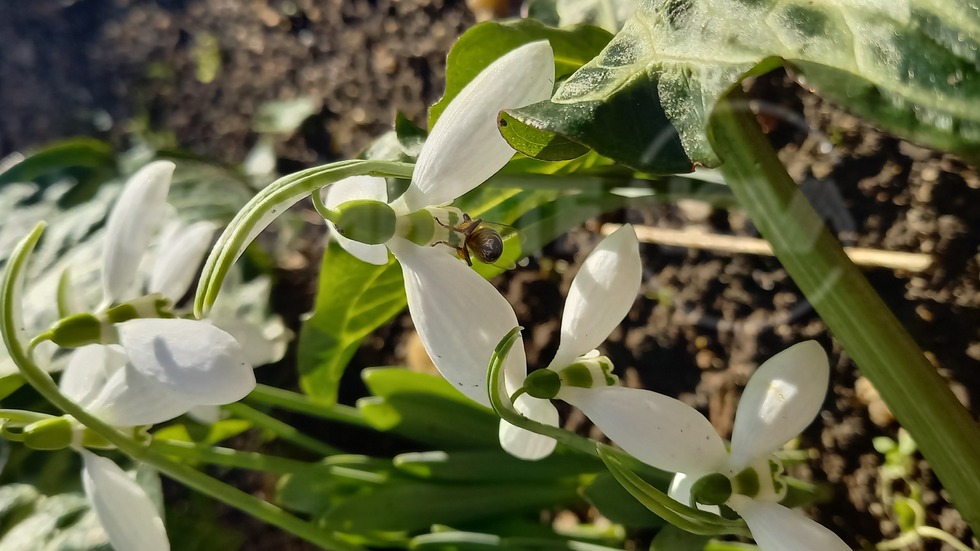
[23,40,848,551]
[324,41,850,551]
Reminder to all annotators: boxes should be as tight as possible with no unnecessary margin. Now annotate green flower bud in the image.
[690,472,733,506]
[331,200,397,245]
[49,313,113,347]
[524,369,561,399]
[23,417,74,451]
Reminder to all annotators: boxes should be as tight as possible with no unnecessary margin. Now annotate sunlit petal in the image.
[549,225,641,369]
[60,345,128,409]
[149,221,216,302]
[84,364,196,427]
[81,451,170,551]
[392,41,555,212]
[116,318,255,406]
[102,161,175,306]
[728,497,849,551]
[335,236,390,265]
[561,386,728,474]
[210,318,287,368]
[388,237,524,406]
[187,405,222,424]
[498,395,558,460]
[729,341,829,470]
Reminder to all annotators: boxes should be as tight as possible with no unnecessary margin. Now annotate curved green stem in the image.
[246,384,368,428]
[223,402,339,457]
[0,409,55,424]
[195,159,415,316]
[0,224,363,551]
[486,327,746,537]
[708,89,980,533]
[151,439,319,475]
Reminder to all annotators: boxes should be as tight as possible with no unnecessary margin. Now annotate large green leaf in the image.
[322,479,580,536]
[297,244,405,402]
[356,368,501,449]
[504,0,980,171]
[428,20,613,130]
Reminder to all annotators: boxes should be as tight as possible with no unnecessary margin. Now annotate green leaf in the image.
[152,419,252,445]
[358,368,501,449]
[581,472,666,528]
[0,138,115,188]
[166,494,245,551]
[411,530,628,550]
[504,0,980,171]
[252,97,319,135]
[498,113,590,160]
[428,20,613,130]
[323,479,580,535]
[394,449,601,482]
[649,525,712,550]
[276,456,394,516]
[297,245,406,403]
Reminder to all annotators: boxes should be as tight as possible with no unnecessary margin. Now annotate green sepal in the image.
[329,200,397,245]
[523,369,561,399]
[23,417,74,451]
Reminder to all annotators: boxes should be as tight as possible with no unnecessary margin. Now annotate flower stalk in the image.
[708,88,980,533]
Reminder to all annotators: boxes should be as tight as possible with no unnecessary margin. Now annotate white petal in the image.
[668,473,721,514]
[102,161,175,306]
[186,405,222,424]
[211,319,287,368]
[498,395,558,460]
[84,364,196,427]
[560,386,728,475]
[323,176,388,209]
[60,345,128,409]
[392,41,555,212]
[549,225,641,369]
[729,341,829,470]
[334,234,390,265]
[728,497,849,551]
[388,237,524,406]
[321,178,391,264]
[81,451,170,551]
[148,221,216,302]
[116,318,255,405]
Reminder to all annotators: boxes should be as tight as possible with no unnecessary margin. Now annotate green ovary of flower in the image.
[331,199,398,245]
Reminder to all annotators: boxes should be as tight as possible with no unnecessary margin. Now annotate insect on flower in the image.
[434,214,519,266]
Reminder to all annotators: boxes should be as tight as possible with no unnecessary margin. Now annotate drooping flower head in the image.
[563,341,850,551]
[53,161,258,551]
[318,41,556,414]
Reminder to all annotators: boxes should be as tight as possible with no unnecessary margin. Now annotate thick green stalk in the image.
[0,224,362,551]
[708,89,980,532]
[246,384,368,427]
[151,439,319,475]
[223,402,339,457]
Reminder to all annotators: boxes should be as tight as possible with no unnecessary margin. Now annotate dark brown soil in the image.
[2,2,979,550]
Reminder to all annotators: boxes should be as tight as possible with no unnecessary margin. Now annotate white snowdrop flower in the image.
[499,224,642,460]
[561,341,850,551]
[318,42,555,412]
